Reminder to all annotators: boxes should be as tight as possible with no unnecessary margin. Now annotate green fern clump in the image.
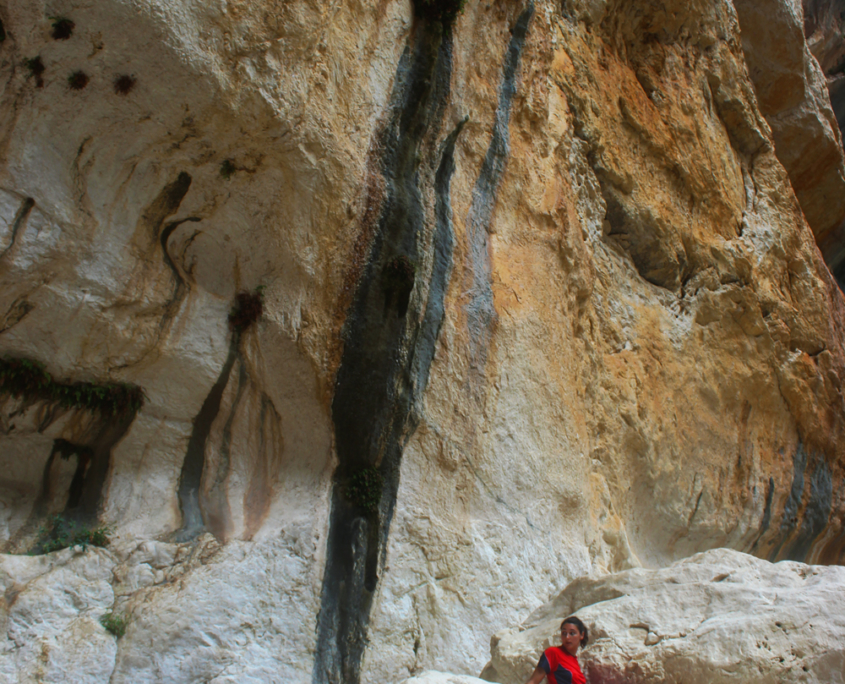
[0,356,144,417]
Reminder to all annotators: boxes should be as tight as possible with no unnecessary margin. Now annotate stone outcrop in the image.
[734,0,845,284]
[482,548,845,684]
[803,0,845,282]
[400,674,489,684]
[1,1,845,682]
[804,0,845,140]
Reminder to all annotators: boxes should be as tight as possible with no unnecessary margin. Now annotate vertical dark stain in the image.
[314,18,458,684]
[0,296,35,334]
[769,442,807,561]
[465,4,534,377]
[144,172,192,240]
[0,196,35,259]
[70,412,136,520]
[174,332,239,542]
[314,6,534,682]
[786,457,833,562]
[160,217,200,298]
[203,358,249,541]
[243,394,284,539]
[10,415,135,552]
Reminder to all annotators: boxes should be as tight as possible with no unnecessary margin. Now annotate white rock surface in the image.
[0,547,118,683]
[399,673,491,684]
[484,548,845,684]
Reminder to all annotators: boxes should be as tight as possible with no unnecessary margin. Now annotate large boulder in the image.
[483,548,845,684]
[399,674,491,684]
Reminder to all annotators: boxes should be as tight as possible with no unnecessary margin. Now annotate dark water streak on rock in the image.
[313,18,458,684]
[464,3,535,379]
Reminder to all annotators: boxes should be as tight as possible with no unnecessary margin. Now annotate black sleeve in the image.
[538,652,551,674]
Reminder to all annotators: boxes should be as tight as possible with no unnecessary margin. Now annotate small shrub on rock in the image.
[34,514,111,554]
[114,74,136,95]
[67,70,89,90]
[220,159,237,179]
[228,287,264,332]
[345,467,384,514]
[100,613,126,638]
[25,56,45,87]
[50,17,75,40]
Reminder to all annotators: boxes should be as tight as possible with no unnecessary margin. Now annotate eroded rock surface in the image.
[0,1,844,682]
[483,548,845,684]
[734,0,845,283]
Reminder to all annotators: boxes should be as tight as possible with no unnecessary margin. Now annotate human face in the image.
[560,623,582,656]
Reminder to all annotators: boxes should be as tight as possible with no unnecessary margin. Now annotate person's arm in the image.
[524,666,546,684]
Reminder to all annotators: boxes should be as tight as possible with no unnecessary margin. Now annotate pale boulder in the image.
[483,548,845,684]
[399,673,492,684]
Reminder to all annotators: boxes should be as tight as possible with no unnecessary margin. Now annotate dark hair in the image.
[561,616,589,646]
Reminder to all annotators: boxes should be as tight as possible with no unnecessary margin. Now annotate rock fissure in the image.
[0,196,34,259]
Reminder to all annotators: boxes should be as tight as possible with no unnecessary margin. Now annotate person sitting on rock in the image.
[523,616,588,684]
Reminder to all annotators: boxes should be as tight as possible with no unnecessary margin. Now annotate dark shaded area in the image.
[831,74,845,137]
[413,0,467,24]
[173,332,240,542]
[142,173,194,336]
[0,18,6,43]
[159,217,196,294]
[601,186,688,291]
[70,411,136,520]
[0,296,35,334]
[53,438,94,509]
[313,17,458,684]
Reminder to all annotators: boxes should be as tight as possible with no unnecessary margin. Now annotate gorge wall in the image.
[1,0,845,682]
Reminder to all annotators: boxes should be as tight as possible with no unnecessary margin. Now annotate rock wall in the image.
[1,1,845,682]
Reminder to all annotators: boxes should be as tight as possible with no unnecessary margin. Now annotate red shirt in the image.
[537,646,586,684]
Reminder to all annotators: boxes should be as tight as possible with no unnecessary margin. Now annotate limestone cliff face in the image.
[1,1,844,682]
